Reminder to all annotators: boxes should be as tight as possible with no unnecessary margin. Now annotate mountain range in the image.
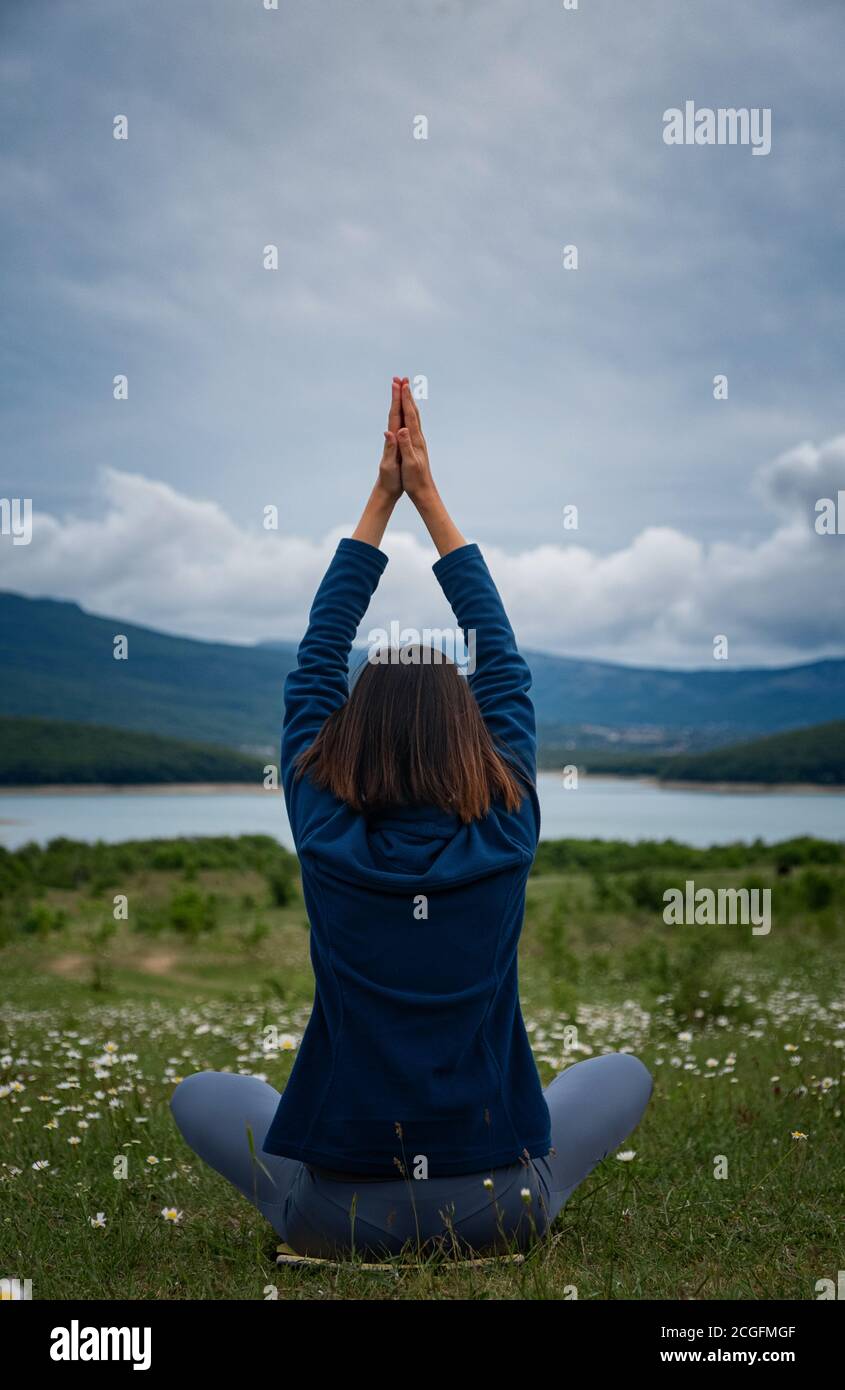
[2,591,844,762]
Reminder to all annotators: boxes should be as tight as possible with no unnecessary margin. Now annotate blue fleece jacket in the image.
[262,537,551,1176]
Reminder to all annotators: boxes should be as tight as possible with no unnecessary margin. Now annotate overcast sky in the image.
[1,0,843,666]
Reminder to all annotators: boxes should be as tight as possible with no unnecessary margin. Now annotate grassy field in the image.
[1,834,843,1301]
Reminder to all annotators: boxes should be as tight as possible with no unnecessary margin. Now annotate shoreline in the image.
[0,782,270,797]
[0,775,843,797]
[575,772,845,796]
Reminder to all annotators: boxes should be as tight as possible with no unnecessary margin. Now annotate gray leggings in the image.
[171,1052,652,1258]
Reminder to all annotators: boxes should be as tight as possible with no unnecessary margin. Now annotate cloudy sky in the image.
[1,0,843,666]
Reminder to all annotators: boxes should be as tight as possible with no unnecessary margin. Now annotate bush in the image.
[628,871,664,913]
[167,887,218,936]
[19,904,67,936]
[266,866,294,908]
[590,871,629,911]
[800,868,834,911]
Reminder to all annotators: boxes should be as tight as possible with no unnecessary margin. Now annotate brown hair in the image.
[295,646,526,823]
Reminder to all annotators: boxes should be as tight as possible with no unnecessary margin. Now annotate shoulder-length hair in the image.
[295,646,526,823]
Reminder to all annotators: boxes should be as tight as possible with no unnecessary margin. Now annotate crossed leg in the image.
[171,1070,298,1233]
[534,1052,653,1223]
[171,1053,654,1247]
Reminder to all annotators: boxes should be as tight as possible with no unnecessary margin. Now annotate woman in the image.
[172,379,652,1259]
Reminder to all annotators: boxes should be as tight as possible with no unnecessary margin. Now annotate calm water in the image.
[0,774,842,850]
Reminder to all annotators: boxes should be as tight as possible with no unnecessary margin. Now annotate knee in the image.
[613,1052,653,1108]
[170,1069,218,1132]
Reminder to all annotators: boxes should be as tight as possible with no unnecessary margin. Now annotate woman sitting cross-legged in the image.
[172,378,652,1259]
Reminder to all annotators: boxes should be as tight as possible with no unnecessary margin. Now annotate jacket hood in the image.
[297,799,534,891]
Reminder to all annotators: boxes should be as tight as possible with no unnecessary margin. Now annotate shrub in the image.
[800,868,834,911]
[628,871,664,912]
[266,866,294,908]
[19,904,67,936]
[166,887,218,936]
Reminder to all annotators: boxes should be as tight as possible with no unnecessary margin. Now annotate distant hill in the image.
[1,591,844,762]
[658,720,845,787]
[532,722,845,784]
[0,592,297,753]
[0,717,265,786]
[527,649,845,747]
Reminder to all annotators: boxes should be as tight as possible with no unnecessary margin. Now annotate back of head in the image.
[296,645,524,823]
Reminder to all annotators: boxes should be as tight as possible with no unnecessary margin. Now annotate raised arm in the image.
[281,384,402,834]
[397,382,537,786]
[433,544,536,784]
[281,537,388,794]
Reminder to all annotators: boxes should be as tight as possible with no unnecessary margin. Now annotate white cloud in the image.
[753,433,845,519]
[3,436,843,667]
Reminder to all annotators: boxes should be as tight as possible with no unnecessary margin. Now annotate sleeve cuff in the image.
[432,542,481,580]
[337,536,389,573]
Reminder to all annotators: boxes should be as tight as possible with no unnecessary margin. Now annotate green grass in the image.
[1,835,843,1300]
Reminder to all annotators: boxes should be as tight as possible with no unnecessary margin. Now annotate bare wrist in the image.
[371,481,399,511]
[410,482,440,513]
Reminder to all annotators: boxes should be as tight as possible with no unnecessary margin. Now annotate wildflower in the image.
[67,1136,81,1146]
[161,1207,183,1224]
[146,1155,159,1166]
[32,1160,50,1171]
[483,1178,494,1191]
[90,1212,107,1229]
[791,1131,808,1141]
[616,1150,636,1162]
[520,1187,532,1204]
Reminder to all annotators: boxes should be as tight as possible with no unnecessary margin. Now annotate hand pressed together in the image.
[354,378,466,558]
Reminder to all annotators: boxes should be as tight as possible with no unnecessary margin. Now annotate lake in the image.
[0,774,842,850]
